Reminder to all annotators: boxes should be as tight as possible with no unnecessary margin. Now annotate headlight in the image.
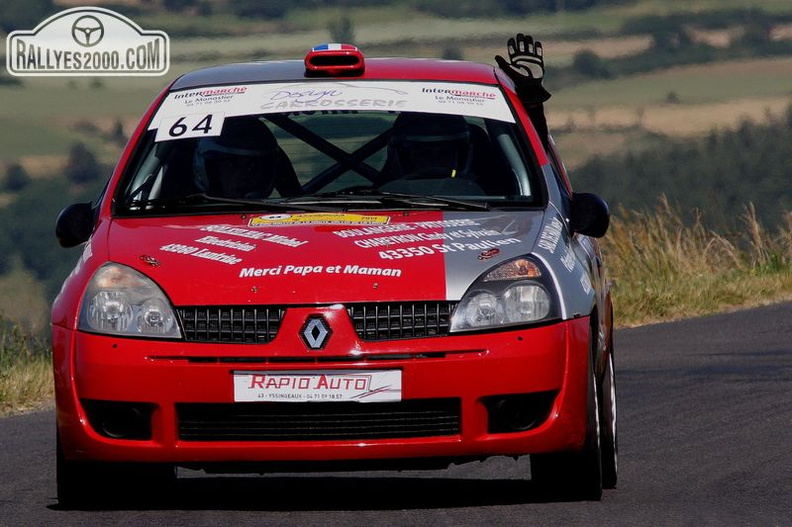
[453,290,503,328]
[79,263,182,338]
[503,283,550,321]
[450,257,557,332]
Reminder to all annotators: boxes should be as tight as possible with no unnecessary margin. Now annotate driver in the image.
[386,112,473,179]
[193,117,280,199]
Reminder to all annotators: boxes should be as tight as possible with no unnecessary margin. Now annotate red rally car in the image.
[53,43,616,504]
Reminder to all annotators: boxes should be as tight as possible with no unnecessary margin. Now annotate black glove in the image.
[495,33,551,104]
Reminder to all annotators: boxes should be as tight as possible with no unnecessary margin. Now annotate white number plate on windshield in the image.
[233,370,402,403]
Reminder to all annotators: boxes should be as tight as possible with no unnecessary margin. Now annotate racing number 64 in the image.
[155,113,226,142]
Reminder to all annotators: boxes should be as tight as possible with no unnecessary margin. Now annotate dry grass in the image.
[550,96,792,137]
[0,320,52,417]
[0,359,53,416]
[605,198,792,327]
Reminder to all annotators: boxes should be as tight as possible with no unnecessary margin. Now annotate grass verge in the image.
[606,198,792,326]
[0,318,52,416]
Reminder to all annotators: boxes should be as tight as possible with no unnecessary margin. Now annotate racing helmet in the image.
[193,117,279,198]
[388,112,472,177]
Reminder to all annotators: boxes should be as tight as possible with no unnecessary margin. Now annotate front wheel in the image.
[57,433,176,508]
[530,331,603,501]
[600,348,618,489]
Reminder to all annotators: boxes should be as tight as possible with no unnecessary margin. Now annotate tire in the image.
[57,432,176,508]
[530,327,603,501]
[56,435,88,508]
[600,347,618,489]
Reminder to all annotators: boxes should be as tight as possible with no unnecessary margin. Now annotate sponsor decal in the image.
[478,248,500,260]
[537,216,564,253]
[166,86,250,115]
[173,86,248,104]
[194,235,256,252]
[159,243,242,265]
[156,233,262,265]
[422,86,500,109]
[333,224,416,238]
[354,232,449,248]
[580,272,592,294]
[377,238,520,261]
[330,218,522,261]
[560,247,576,272]
[421,87,497,100]
[332,218,480,239]
[6,7,169,76]
[201,225,307,247]
[139,254,160,267]
[249,213,390,227]
[239,264,402,278]
[411,219,480,228]
[149,82,516,127]
[260,82,409,112]
[233,370,402,403]
[350,227,501,249]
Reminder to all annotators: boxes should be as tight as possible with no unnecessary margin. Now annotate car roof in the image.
[170,57,502,91]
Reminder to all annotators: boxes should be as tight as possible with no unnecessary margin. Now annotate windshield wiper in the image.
[121,193,335,213]
[284,189,491,211]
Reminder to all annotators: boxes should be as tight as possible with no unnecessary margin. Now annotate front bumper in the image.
[53,313,591,468]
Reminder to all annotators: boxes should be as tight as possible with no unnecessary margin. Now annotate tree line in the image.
[570,105,792,231]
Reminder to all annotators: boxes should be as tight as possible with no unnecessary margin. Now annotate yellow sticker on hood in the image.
[248,213,391,227]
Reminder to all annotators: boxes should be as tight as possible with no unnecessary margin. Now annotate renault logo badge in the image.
[301,316,331,350]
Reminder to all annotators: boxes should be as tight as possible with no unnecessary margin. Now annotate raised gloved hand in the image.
[495,33,551,104]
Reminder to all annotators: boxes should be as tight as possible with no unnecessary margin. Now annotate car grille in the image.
[177,306,285,344]
[348,302,457,341]
[176,302,457,344]
[176,399,461,441]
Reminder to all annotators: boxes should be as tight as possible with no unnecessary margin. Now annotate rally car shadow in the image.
[51,475,577,511]
[183,474,558,510]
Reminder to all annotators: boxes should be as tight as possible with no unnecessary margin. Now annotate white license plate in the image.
[233,370,402,403]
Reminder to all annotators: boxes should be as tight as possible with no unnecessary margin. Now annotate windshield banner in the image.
[149,81,515,140]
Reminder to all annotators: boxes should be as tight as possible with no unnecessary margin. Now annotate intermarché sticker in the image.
[6,7,169,76]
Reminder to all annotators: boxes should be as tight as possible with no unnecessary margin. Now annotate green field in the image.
[0,116,73,158]
[552,57,792,108]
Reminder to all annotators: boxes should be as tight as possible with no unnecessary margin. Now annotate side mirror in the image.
[570,192,609,238]
[56,202,95,248]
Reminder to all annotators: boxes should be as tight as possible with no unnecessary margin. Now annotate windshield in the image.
[116,80,543,215]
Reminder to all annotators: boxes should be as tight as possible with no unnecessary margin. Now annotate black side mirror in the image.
[56,202,95,248]
[570,192,610,238]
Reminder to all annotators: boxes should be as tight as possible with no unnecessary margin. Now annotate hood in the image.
[107,210,546,305]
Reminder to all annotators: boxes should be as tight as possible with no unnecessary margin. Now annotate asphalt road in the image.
[2,303,791,526]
